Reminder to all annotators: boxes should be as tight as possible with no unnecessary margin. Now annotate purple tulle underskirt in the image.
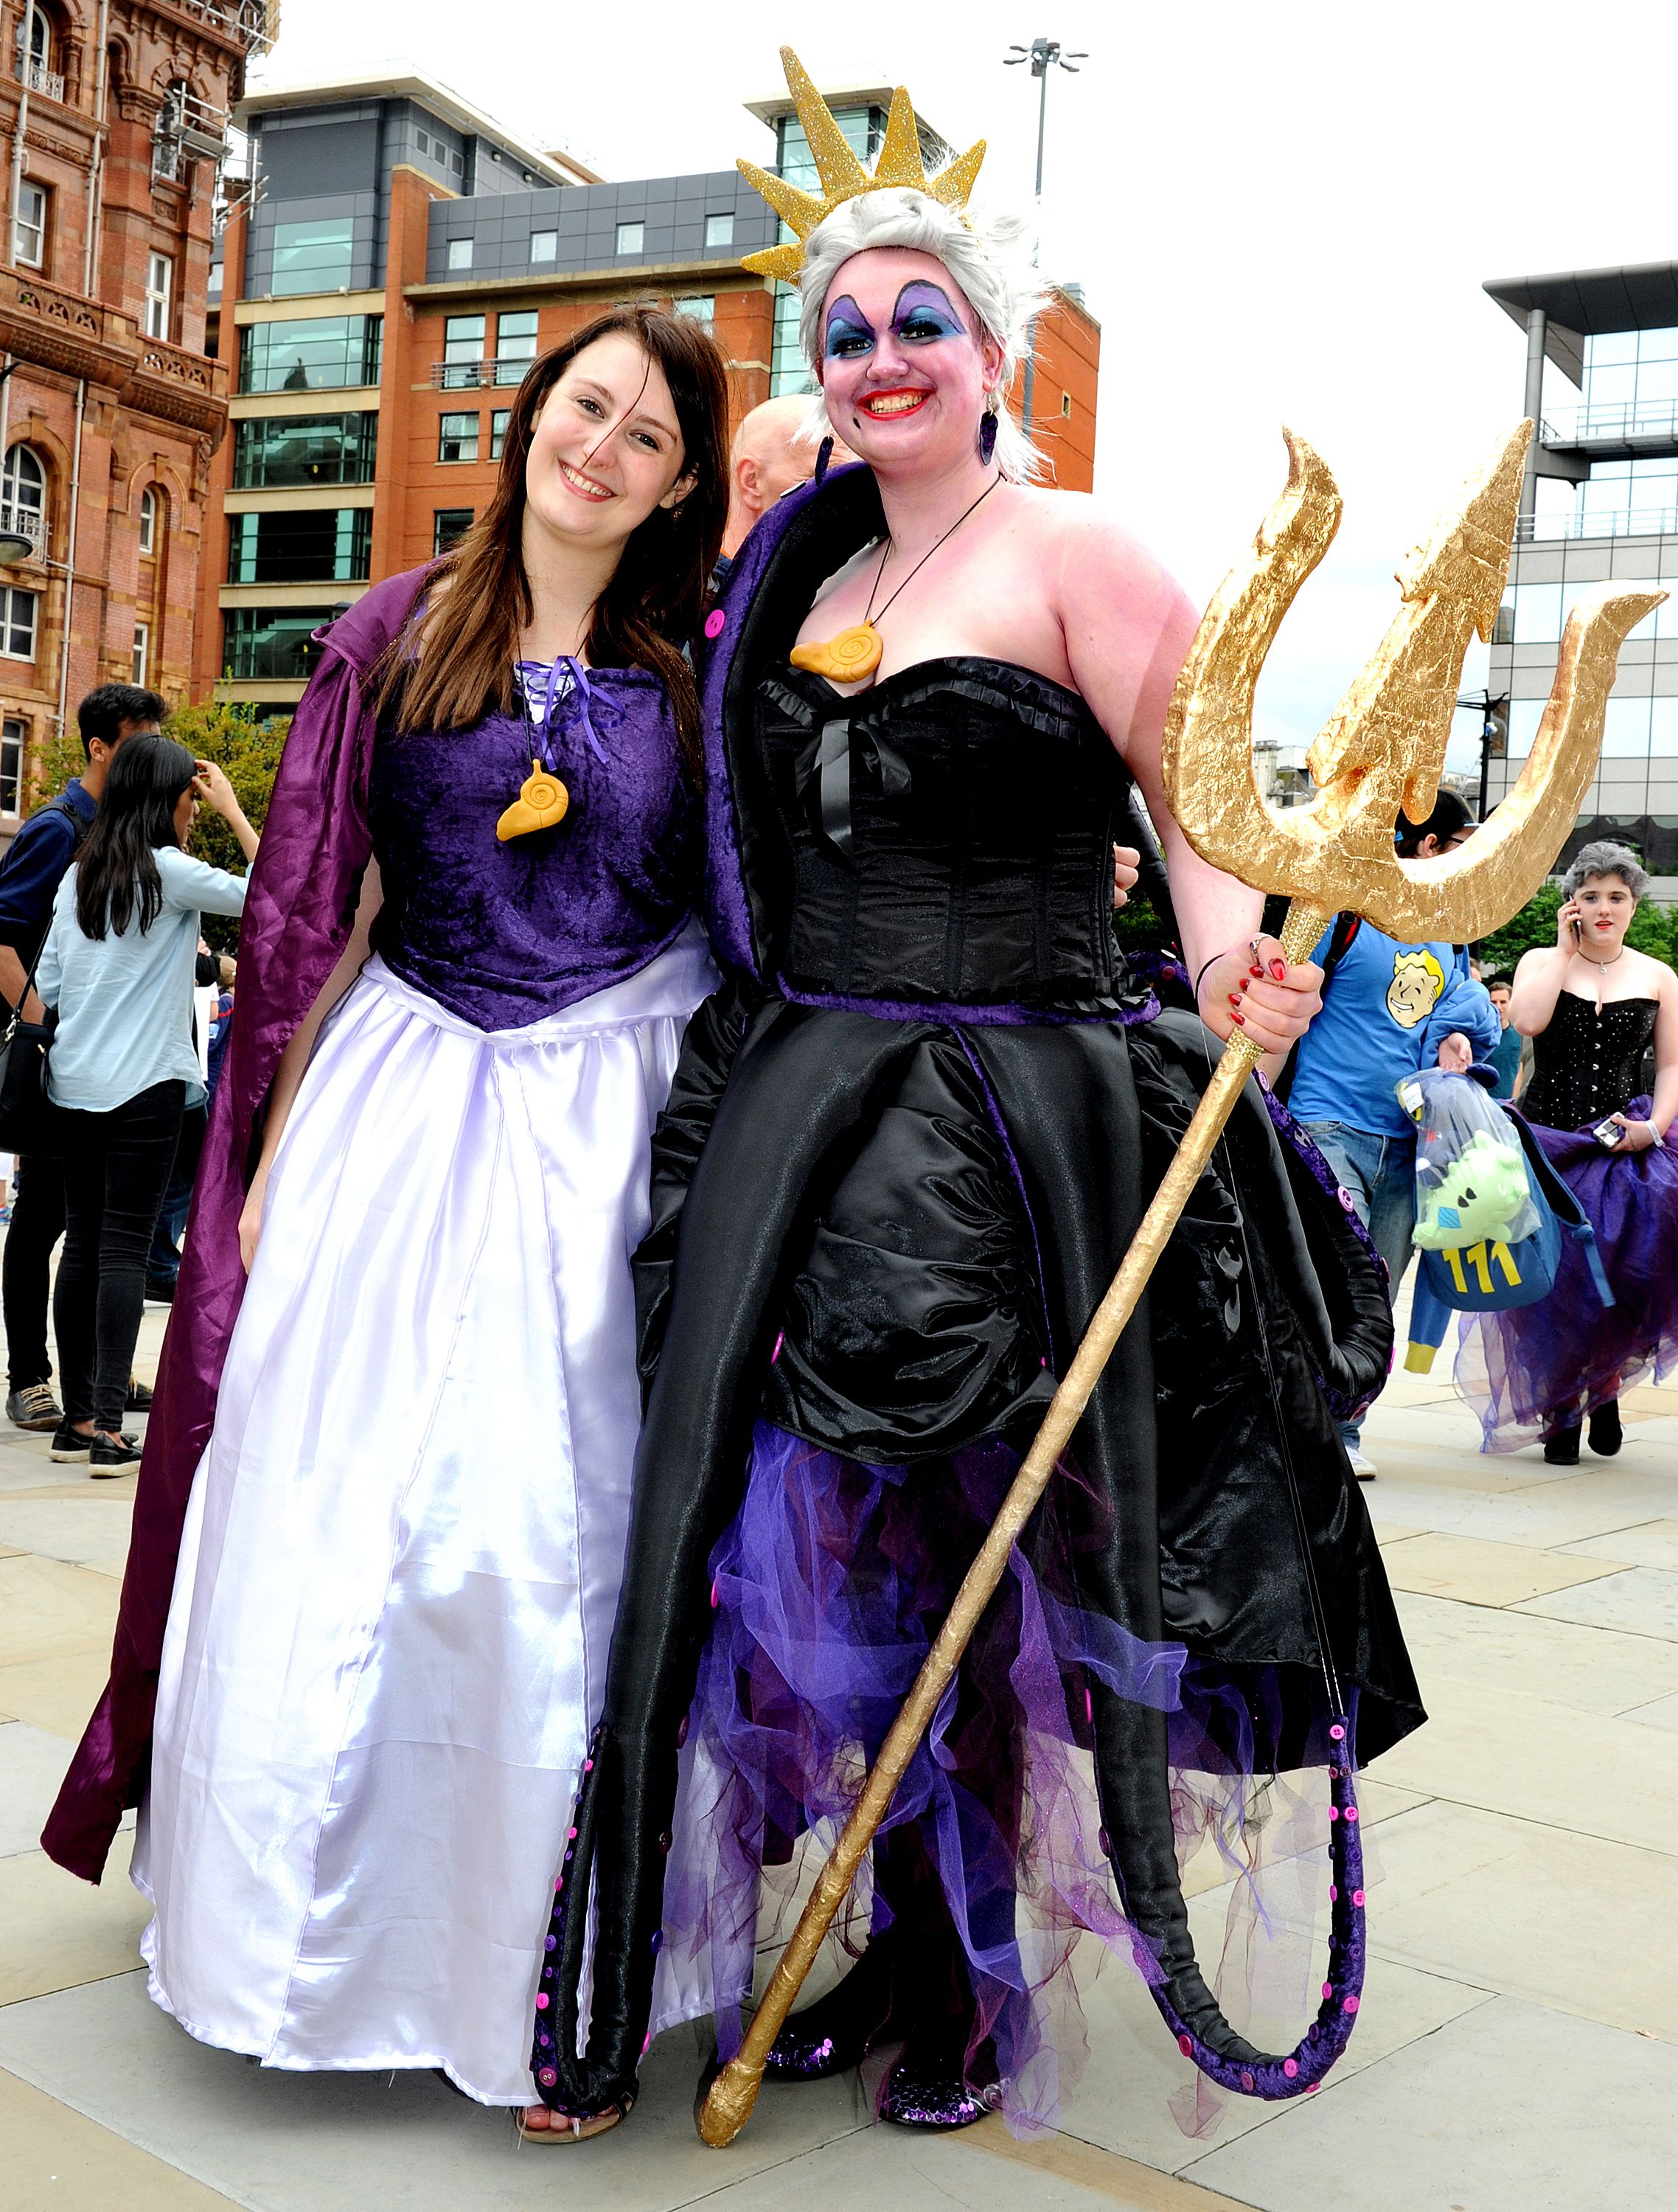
[1450,1100,1678,1448]
[655,1422,1348,2135]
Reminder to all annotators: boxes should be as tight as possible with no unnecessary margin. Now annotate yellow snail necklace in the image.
[497,659,577,842]
[789,473,1002,685]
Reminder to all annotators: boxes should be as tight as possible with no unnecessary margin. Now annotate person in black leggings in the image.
[35,736,255,1473]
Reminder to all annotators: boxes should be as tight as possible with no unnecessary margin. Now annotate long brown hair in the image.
[375,305,729,773]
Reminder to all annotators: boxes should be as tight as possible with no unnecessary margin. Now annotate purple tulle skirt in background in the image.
[1452,1099,1678,1449]
[650,1423,1345,2135]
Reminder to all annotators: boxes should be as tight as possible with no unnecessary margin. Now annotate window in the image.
[438,411,480,463]
[207,259,222,297]
[615,220,644,256]
[441,313,485,389]
[232,413,378,488]
[674,296,713,326]
[1061,391,1072,417]
[221,607,337,681]
[704,212,734,250]
[226,508,372,584]
[1,584,39,660]
[433,509,473,555]
[1,718,24,815]
[132,623,150,686]
[446,237,473,273]
[416,128,429,153]
[13,181,46,269]
[239,315,382,394]
[770,285,814,397]
[2,442,46,551]
[529,229,557,263]
[495,310,537,384]
[490,408,511,462]
[271,218,353,297]
[145,251,173,339]
[139,486,158,554]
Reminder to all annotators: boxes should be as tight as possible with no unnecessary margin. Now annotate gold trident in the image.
[697,422,1659,2149]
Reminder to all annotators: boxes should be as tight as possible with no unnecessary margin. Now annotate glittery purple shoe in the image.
[765,1945,896,2082]
[878,2063,998,2130]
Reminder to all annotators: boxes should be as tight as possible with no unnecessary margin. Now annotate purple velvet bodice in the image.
[368,669,700,1030]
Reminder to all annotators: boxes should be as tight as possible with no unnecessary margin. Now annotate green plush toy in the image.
[1412,1130,1532,1251]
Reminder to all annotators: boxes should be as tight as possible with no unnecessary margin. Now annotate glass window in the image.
[226,508,372,584]
[231,413,378,487]
[530,230,557,262]
[416,128,429,153]
[0,585,39,660]
[675,296,713,325]
[1601,698,1652,756]
[1505,699,1545,758]
[208,260,222,297]
[13,181,45,268]
[705,212,734,249]
[132,623,150,686]
[221,606,336,681]
[490,408,511,461]
[770,285,813,397]
[2,441,46,518]
[441,313,485,389]
[139,486,158,554]
[272,218,353,297]
[0,717,23,815]
[615,220,644,256]
[447,237,473,272]
[239,315,383,394]
[1638,326,1678,363]
[1650,699,1678,754]
[1511,582,1562,644]
[1586,331,1637,369]
[495,312,537,386]
[438,411,480,463]
[433,509,473,554]
[1587,363,1636,411]
[145,251,173,339]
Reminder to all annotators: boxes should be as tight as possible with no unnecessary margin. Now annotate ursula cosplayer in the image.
[534,52,1419,2138]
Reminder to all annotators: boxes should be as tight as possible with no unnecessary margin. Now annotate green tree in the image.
[1477,879,1674,977]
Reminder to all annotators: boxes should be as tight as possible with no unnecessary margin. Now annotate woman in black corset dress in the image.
[1455,842,1678,1463]
[533,91,1421,2140]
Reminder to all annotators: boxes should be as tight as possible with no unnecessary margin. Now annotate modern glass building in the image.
[1484,262,1678,895]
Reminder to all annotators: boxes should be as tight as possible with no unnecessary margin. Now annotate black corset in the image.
[753,656,1126,1010]
[1521,990,1659,1129]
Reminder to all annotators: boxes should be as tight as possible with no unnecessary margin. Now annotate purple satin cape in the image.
[41,569,430,1882]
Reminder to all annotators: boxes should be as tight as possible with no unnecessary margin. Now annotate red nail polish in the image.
[1232,1012,1246,1027]
[1250,965,1263,979]
[1228,993,1242,1008]
[1270,960,1287,981]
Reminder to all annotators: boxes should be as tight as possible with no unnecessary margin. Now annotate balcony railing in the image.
[1517,506,1678,544]
[153,0,276,52]
[14,58,65,100]
[431,358,533,390]
[1540,401,1678,449]
[0,501,45,552]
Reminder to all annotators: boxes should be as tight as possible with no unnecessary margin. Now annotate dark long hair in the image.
[374,305,729,775]
[74,733,198,941]
[1396,788,1475,856]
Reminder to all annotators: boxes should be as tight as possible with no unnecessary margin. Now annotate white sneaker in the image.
[1346,1448,1377,1482]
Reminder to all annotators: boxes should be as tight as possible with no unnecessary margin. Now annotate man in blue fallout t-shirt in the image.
[1287,795,1498,1479]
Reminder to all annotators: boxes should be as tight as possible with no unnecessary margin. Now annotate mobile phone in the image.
[1572,916,1583,944]
[1592,1118,1623,1148]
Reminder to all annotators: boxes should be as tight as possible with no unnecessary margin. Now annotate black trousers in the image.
[3,1152,66,1391]
[54,1081,185,1433]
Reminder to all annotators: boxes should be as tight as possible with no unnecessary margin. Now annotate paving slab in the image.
[1560,1517,1678,1569]
[1393,1588,1678,1716]
[0,1644,112,1736]
[1377,1531,1624,1607]
[1622,1690,1678,1733]
[0,1498,134,1565]
[1516,1565,1678,1642]
[0,1554,119,1667]
[1181,1995,1678,2212]
[2,2065,240,2212]
[0,1836,150,2006]
[0,1721,73,1856]
[1357,1468,1678,1551]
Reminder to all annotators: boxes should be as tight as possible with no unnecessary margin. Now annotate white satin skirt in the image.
[133,931,717,2104]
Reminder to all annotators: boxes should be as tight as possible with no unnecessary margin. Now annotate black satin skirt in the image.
[536,987,1422,2120]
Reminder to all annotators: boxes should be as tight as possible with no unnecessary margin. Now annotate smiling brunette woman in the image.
[41,307,729,2136]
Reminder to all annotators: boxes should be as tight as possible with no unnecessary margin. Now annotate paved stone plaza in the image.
[4,1284,1676,2211]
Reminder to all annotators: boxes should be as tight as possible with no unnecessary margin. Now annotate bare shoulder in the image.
[1010,487,1196,636]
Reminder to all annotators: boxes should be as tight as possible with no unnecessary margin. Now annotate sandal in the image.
[513,2103,624,2145]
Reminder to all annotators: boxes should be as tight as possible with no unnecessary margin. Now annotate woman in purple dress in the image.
[41,307,728,2135]
[1456,841,1678,1459]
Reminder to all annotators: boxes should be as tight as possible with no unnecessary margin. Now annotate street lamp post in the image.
[1455,689,1509,823]
[1003,36,1085,442]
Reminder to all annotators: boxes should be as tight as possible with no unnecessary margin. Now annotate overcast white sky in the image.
[254,0,1678,770]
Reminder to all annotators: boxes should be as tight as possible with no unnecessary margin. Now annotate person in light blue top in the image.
[36,734,257,1474]
[1287,790,1500,1478]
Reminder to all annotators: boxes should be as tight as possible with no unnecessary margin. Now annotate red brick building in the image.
[0,1,272,836]
[193,72,1102,717]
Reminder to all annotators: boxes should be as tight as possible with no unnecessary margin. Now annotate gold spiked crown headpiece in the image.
[737,47,986,285]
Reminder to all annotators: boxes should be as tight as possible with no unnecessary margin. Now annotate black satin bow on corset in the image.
[535,463,1423,2121]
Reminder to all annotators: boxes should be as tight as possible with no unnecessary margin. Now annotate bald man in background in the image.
[717,396,854,579]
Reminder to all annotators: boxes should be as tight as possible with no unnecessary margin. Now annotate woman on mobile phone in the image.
[1455,841,1678,1463]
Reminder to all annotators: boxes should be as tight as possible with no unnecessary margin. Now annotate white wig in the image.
[796,189,1045,484]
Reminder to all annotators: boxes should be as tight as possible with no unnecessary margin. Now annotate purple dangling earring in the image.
[814,436,835,486]
[978,406,999,465]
